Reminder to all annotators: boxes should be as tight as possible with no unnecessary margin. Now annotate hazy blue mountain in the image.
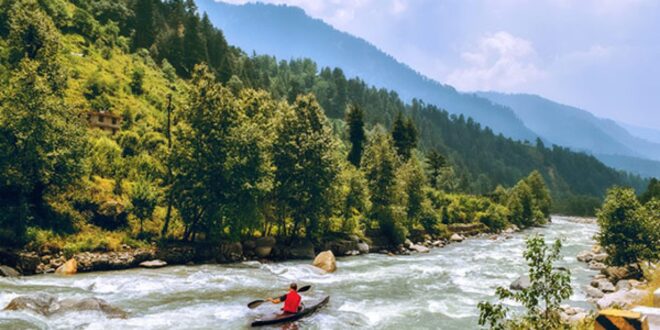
[197,0,538,142]
[619,122,660,145]
[478,92,660,177]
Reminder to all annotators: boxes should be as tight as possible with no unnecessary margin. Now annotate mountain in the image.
[619,122,660,145]
[196,0,538,142]
[478,92,660,178]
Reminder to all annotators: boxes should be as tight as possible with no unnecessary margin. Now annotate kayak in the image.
[251,296,330,327]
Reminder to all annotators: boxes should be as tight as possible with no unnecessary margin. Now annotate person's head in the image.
[289,283,297,291]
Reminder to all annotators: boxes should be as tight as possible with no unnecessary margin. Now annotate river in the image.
[0,216,599,329]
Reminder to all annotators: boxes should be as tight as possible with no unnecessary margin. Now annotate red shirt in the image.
[281,289,301,313]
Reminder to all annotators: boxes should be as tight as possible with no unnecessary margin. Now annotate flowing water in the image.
[0,216,599,330]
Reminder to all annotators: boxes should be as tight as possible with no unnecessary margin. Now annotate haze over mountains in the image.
[197,0,660,177]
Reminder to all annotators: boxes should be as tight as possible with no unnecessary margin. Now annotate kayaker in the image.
[268,283,301,313]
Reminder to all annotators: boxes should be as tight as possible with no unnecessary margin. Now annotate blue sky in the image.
[220,0,660,129]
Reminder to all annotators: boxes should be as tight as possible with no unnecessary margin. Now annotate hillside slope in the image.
[196,0,538,142]
[479,92,660,177]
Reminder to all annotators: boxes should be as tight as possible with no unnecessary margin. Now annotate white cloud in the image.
[445,31,545,92]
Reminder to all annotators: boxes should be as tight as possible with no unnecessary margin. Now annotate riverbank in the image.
[0,216,601,329]
[1,219,522,277]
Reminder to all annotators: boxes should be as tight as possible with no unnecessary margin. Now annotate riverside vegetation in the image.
[0,0,650,274]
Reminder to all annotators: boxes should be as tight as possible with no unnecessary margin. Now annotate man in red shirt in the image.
[268,283,301,313]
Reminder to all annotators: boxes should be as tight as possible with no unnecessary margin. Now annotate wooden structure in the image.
[87,111,121,134]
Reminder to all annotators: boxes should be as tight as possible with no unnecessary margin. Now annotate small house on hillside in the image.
[87,111,121,134]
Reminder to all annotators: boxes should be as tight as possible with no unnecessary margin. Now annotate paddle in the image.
[247,285,311,309]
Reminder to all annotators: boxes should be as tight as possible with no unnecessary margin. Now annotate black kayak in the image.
[251,296,330,327]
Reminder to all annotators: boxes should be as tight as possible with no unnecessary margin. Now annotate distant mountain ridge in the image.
[477,92,660,177]
[197,0,538,142]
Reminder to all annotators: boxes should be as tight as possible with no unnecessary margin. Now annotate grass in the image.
[635,263,660,307]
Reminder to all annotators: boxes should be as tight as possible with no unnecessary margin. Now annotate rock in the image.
[4,294,126,318]
[288,240,316,260]
[431,240,444,247]
[592,244,603,254]
[219,242,243,262]
[58,297,127,318]
[4,293,57,315]
[254,237,276,258]
[596,288,647,309]
[450,233,464,242]
[591,253,608,262]
[615,280,631,291]
[584,285,604,299]
[16,252,40,275]
[55,258,77,275]
[155,246,193,265]
[324,239,358,256]
[576,250,593,262]
[357,242,369,254]
[312,250,336,273]
[410,244,430,253]
[601,265,643,282]
[0,265,20,277]
[591,278,615,292]
[510,275,530,291]
[588,260,606,271]
[404,239,413,249]
[139,260,167,268]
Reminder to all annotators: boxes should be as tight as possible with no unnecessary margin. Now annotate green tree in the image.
[478,235,572,329]
[525,171,552,219]
[273,94,339,239]
[363,127,407,244]
[346,103,366,167]
[426,149,448,188]
[0,2,86,244]
[640,178,660,204]
[130,66,145,95]
[399,153,427,230]
[597,187,659,267]
[391,112,417,160]
[129,177,158,236]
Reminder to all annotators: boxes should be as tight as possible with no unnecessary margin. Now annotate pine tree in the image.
[426,149,447,188]
[346,104,365,167]
[391,112,418,160]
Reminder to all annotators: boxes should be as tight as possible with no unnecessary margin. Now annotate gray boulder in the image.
[0,265,20,277]
[139,260,167,268]
[584,286,604,299]
[255,237,276,258]
[357,242,369,254]
[588,261,606,271]
[288,240,316,259]
[591,278,615,293]
[510,275,531,291]
[410,244,430,253]
[4,294,127,319]
[591,253,608,262]
[597,288,647,309]
[450,233,464,242]
[576,250,593,262]
[219,242,243,262]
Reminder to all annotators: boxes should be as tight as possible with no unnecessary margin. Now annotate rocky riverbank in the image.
[0,222,516,277]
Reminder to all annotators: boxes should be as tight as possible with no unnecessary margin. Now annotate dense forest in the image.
[0,0,647,253]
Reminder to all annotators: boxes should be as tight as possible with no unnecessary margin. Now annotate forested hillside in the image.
[0,0,645,253]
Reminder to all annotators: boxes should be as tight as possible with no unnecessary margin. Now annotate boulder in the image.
[409,244,430,253]
[312,250,336,273]
[576,250,593,262]
[288,240,316,260]
[601,265,643,282]
[431,240,444,247]
[591,253,608,263]
[591,278,615,293]
[588,261,606,271]
[615,280,631,291]
[139,260,167,269]
[16,252,40,275]
[155,245,194,265]
[404,239,413,249]
[450,233,464,242]
[219,242,243,262]
[510,275,530,291]
[255,237,276,258]
[4,294,126,318]
[596,288,647,309]
[584,286,604,299]
[324,239,358,256]
[0,265,20,277]
[357,242,370,254]
[55,258,77,275]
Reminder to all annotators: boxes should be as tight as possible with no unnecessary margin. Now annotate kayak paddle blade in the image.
[297,285,311,293]
[247,300,265,309]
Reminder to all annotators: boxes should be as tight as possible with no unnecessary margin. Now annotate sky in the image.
[219,0,660,129]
